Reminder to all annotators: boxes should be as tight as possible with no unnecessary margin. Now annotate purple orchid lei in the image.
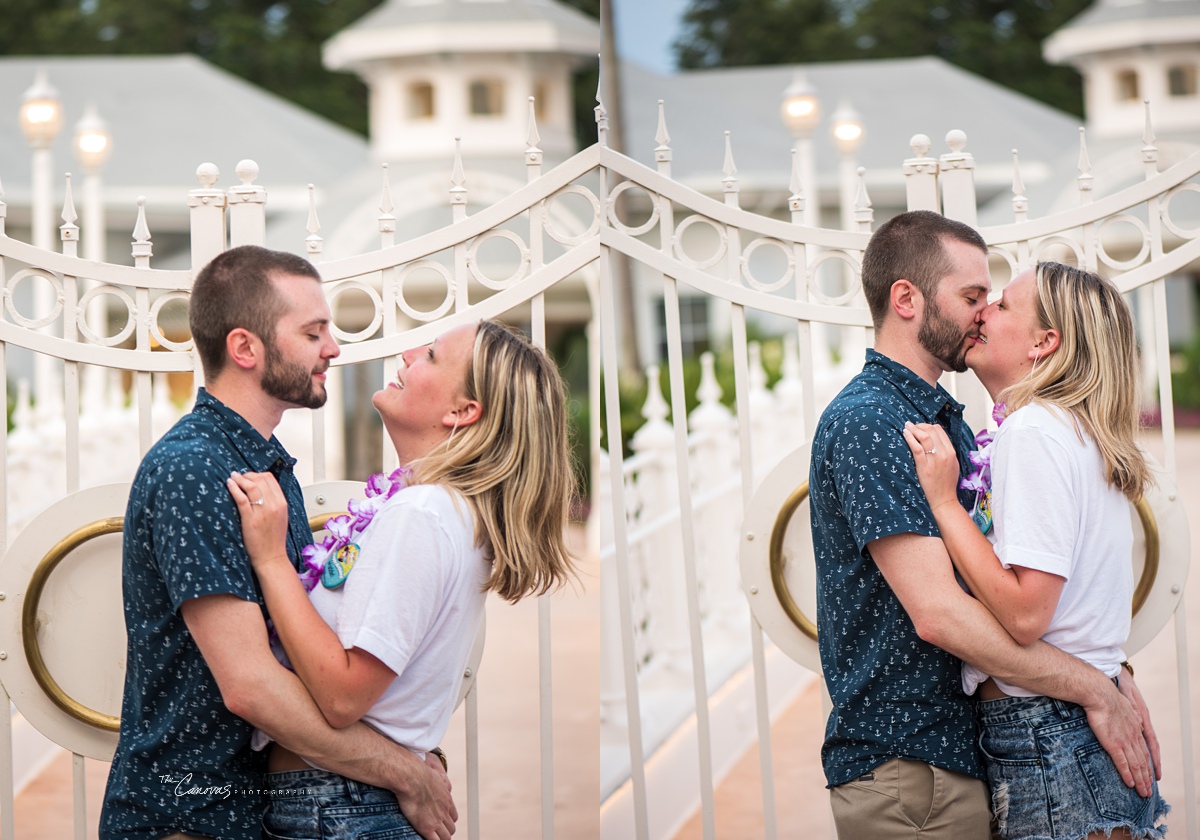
[959,402,1007,528]
[298,466,412,592]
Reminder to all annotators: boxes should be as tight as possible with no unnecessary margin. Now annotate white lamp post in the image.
[75,104,111,264]
[20,69,63,250]
[781,73,820,227]
[830,101,864,232]
[19,70,64,419]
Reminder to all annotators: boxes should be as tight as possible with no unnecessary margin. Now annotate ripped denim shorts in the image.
[977,693,1169,840]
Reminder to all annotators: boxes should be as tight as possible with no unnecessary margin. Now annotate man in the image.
[808,211,1153,839]
[101,246,456,840]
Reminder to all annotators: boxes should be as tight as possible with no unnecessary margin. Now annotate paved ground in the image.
[672,428,1200,840]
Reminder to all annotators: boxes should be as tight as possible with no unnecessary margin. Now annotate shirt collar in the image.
[863,348,964,424]
[193,388,297,474]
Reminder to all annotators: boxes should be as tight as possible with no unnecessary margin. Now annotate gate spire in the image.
[60,172,79,249]
[1011,150,1028,221]
[655,101,672,176]
[378,163,396,248]
[306,184,323,259]
[722,131,739,205]
[1077,128,1094,202]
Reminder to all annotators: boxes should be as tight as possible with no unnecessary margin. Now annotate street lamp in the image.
[781,73,820,227]
[19,69,64,420]
[20,69,63,250]
[830,101,864,231]
[75,104,112,263]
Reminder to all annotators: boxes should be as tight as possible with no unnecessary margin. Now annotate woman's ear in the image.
[1030,329,1061,360]
[891,279,920,321]
[226,328,261,371]
[443,399,482,429]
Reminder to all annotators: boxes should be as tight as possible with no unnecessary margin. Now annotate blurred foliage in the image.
[675,0,1093,117]
[7,0,601,146]
[1171,331,1200,409]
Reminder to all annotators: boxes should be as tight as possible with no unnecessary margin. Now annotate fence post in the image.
[688,352,741,632]
[188,163,226,270]
[630,365,688,673]
[228,159,266,248]
[903,134,939,212]
[939,130,978,225]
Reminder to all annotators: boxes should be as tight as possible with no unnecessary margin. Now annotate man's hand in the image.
[1117,668,1162,781]
[1083,679,1153,797]
[394,759,457,840]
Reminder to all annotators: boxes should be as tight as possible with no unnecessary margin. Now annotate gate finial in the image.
[1011,149,1028,221]
[853,166,873,230]
[1141,101,1159,176]
[132,196,152,265]
[306,184,323,259]
[788,148,805,220]
[1076,128,1093,201]
[60,172,79,246]
[594,55,608,147]
[654,100,672,174]
[450,137,468,209]
[0,173,6,235]
[722,131,738,204]
[378,163,396,244]
[525,96,543,178]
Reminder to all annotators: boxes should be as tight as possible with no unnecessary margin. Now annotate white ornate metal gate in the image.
[0,94,1195,840]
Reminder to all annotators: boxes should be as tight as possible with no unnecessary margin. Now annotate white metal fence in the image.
[0,93,1196,840]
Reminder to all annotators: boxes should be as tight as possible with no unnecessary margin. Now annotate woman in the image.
[227,319,576,838]
[902,262,1168,840]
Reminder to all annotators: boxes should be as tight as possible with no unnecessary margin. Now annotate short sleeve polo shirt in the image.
[808,350,984,787]
[100,389,312,840]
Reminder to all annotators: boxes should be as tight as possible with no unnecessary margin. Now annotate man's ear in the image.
[225,328,261,371]
[890,279,921,321]
[443,399,482,429]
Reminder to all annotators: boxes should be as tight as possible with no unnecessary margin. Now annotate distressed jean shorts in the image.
[262,768,419,840]
[977,694,1169,840]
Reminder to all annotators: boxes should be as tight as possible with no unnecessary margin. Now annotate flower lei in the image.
[298,467,412,592]
[959,402,1006,534]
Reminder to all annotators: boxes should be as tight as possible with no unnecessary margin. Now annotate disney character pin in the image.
[322,543,360,590]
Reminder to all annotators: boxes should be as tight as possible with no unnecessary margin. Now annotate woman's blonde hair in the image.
[1000,262,1150,501]
[409,320,577,602]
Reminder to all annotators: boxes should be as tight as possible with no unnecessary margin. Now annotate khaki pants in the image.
[830,757,992,840]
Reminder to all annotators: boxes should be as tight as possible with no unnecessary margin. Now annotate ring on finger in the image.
[252,498,265,506]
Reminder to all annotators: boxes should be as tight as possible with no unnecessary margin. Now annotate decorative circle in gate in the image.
[466,230,531,289]
[1162,183,1200,239]
[606,181,660,237]
[395,260,455,322]
[148,291,194,352]
[78,284,137,347]
[672,214,727,270]
[740,237,796,293]
[542,185,601,246]
[327,279,383,342]
[1097,214,1151,271]
[5,269,64,329]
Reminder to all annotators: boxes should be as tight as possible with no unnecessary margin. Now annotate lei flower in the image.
[298,467,412,591]
[960,402,1006,533]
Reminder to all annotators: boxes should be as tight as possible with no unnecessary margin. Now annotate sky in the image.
[611,0,689,75]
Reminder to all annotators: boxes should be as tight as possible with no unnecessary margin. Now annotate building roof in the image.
[324,0,600,69]
[0,55,368,223]
[619,56,1083,207]
[1045,0,1200,62]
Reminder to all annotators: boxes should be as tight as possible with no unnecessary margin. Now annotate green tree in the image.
[675,0,1092,117]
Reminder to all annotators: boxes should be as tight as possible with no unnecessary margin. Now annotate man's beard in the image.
[262,343,328,409]
[919,294,973,373]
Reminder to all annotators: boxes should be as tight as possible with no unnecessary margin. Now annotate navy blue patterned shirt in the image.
[809,349,984,787]
[100,389,312,840]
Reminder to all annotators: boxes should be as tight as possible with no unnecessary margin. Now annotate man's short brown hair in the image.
[189,245,321,378]
[860,211,987,328]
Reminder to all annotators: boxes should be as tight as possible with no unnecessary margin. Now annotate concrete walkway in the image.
[672,428,1200,840]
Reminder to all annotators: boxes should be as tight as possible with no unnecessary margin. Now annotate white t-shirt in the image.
[260,484,489,757]
[962,403,1132,697]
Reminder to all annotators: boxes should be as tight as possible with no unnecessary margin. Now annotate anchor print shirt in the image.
[809,350,984,787]
[101,388,312,840]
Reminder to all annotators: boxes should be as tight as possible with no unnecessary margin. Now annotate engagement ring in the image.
[252,498,265,506]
